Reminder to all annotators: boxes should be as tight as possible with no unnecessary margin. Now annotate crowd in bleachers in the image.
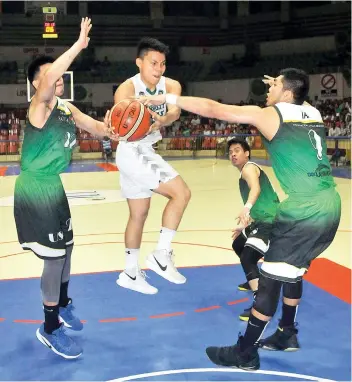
[162,100,261,138]
[0,98,350,157]
[163,114,252,138]
[314,98,351,137]
[162,98,351,139]
[0,112,21,155]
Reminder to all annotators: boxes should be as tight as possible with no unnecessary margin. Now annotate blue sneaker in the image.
[36,323,82,359]
[59,302,83,331]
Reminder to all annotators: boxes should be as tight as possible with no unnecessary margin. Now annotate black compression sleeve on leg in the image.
[283,280,303,299]
[254,274,282,317]
[232,234,246,258]
[240,246,262,282]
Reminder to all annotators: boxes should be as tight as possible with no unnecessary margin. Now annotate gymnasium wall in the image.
[0,72,349,107]
[188,72,350,103]
[0,36,336,66]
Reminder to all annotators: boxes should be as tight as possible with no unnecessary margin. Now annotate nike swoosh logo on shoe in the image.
[125,273,136,281]
[41,336,52,349]
[154,256,167,271]
[59,317,72,328]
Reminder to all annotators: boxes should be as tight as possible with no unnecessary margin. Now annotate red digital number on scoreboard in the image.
[43,21,57,38]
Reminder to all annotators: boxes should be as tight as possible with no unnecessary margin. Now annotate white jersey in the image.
[130,73,167,145]
[275,102,323,123]
[116,74,179,199]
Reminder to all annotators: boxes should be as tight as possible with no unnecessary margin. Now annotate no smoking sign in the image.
[321,74,336,90]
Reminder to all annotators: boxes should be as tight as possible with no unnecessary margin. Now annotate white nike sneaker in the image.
[116,269,158,294]
[146,250,186,284]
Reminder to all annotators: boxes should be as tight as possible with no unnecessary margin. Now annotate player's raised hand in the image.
[103,109,120,141]
[262,75,275,86]
[231,225,243,240]
[77,17,92,49]
[135,94,166,106]
[147,110,167,133]
[236,207,252,230]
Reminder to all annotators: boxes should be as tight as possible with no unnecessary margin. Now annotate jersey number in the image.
[64,132,76,149]
[308,130,323,160]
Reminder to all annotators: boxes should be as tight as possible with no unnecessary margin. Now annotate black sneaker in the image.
[206,335,260,370]
[238,281,250,292]
[239,305,252,322]
[258,324,300,351]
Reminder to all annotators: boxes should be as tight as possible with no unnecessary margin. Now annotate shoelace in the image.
[166,250,178,270]
[53,325,72,347]
[218,344,238,361]
[138,269,149,280]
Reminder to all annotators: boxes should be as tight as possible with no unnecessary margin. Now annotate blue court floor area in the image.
[2,161,111,176]
[0,265,350,381]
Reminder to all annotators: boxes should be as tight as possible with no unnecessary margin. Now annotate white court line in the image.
[109,368,336,382]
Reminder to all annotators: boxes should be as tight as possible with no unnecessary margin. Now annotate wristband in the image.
[244,202,253,210]
[165,93,178,105]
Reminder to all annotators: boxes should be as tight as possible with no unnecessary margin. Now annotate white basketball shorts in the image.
[116,142,179,199]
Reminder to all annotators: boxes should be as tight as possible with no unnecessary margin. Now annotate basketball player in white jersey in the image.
[113,37,190,294]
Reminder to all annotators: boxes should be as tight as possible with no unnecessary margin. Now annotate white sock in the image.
[156,227,176,251]
[125,248,139,276]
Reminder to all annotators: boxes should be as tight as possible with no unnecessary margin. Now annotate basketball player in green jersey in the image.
[228,138,279,322]
[14,18,117,359]
[137,68,341,370]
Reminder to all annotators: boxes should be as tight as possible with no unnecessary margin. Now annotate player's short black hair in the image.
[137,37,169,58]
[227,138,251,159]
[27,55,55,84]
[279,68,309,105]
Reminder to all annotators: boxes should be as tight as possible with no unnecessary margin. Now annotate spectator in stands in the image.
[102,136,112,162]
[329,123,341,137]
[102,56,111,67]
[182,125,191,137]
[191,114,200,126]
[203,125,211,136]
[0,120,9,130]
[340,122,348,136]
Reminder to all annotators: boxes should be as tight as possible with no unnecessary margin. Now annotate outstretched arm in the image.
[66,102,119,140]
[138,94,280,141]
[232,164,261,239]
[149,78,182,130]
[238,164,261,225]
[29,18,92,129]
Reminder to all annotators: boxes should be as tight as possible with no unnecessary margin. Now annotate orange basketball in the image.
[109,99,151,142]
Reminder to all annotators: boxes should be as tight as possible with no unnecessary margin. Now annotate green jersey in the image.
[239,161,280,223]
[263,102,335,195]
[21,97,76,176]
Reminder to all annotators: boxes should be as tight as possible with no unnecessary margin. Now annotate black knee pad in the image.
[240,246,262,282]
[253,274,282,317]
[232,234,246,258]
[283,280,303,299]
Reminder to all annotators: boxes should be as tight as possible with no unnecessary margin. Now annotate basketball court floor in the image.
[0,158,351,381]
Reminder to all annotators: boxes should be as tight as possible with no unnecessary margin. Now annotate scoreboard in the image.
[42,6,58,39]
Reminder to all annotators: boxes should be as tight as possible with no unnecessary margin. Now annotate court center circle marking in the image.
[109,368,336,382]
